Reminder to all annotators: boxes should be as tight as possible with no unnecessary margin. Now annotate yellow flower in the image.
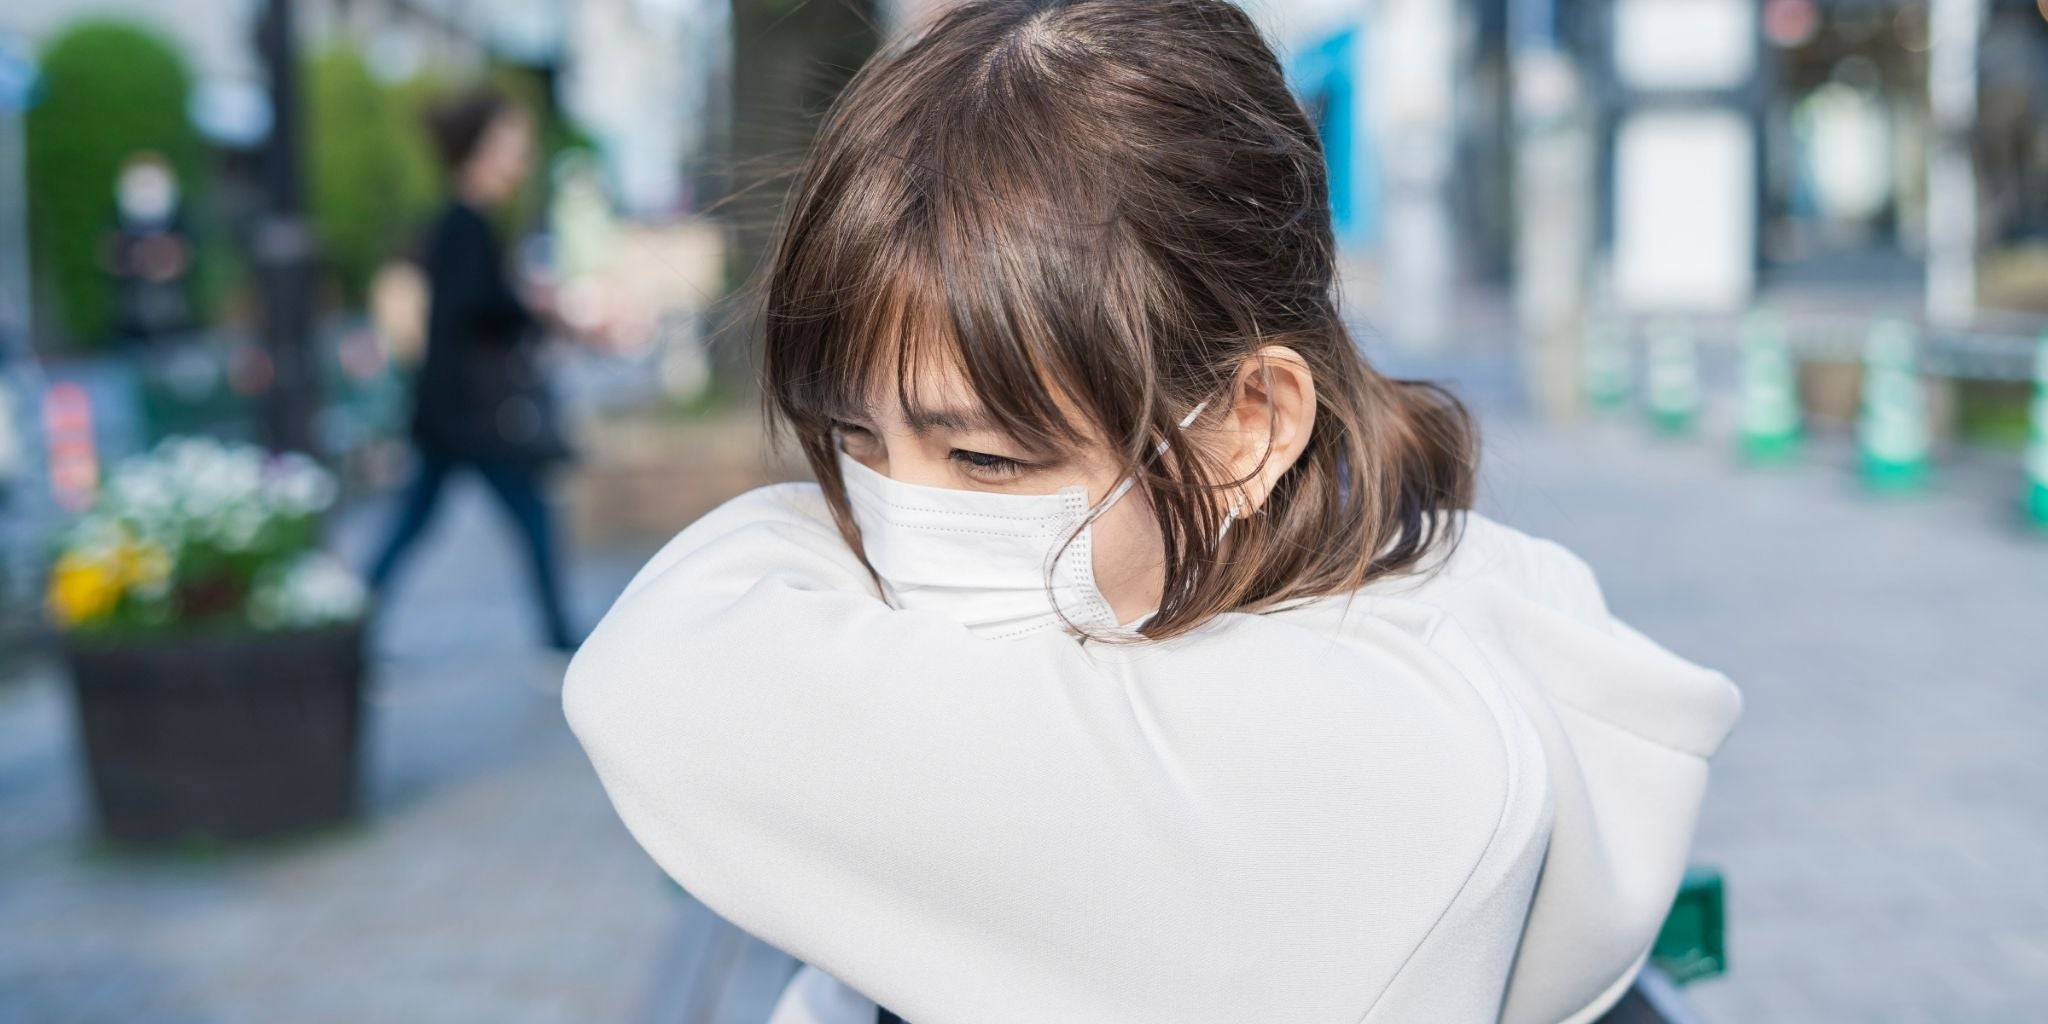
[46,551,124,628]
[119,541,172,591]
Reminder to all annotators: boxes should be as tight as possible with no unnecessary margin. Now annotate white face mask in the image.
[838,403,1210,641]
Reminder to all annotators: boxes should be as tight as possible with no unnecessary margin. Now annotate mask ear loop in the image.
[1057,402,1217,638]
[1101,399,1213,514]
[1140,398,1247,544]
[1155,399,1209,456]
[1219,493,1245,543]
[1174,399,1255,544]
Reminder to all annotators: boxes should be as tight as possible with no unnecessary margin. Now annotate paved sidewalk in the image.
[1474,415,2048,1024]
[0,478,684,1024]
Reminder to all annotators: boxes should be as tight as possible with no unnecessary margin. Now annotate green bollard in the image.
[1582,313,1632,412]
[1644,320,1700,436]
[1652,866,1727,985]
[2027,333,2048,529]
[1857,317,1931,493]
[1737,308,1801,464]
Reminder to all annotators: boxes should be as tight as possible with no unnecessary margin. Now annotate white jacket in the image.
[564,483,1741,1024]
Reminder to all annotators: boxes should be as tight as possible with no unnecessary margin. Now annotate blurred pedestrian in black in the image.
[365,88,581,652]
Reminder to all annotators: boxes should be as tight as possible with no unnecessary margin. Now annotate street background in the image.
[2,1,2046,1022]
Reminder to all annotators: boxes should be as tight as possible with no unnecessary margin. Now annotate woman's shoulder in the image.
[1339,509,1613,631]
[1277,508,1740,761]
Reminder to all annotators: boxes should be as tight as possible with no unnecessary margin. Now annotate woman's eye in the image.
[831,421,879,450]
[949,449,1025,477]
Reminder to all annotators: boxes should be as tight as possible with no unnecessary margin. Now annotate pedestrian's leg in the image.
[474,458,579,650]
[366,451,451,595]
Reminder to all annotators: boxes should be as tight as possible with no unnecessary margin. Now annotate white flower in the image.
[263,452,337,516]
[217,501,268,551]
[249,553,367,629]
[108,462,175,518]
[60,435,356,632]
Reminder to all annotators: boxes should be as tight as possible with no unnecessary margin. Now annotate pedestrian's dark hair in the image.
[760,0,1477,642]
[423,88,517,173]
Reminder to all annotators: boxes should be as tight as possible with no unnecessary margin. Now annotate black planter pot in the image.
[63,622,366,846]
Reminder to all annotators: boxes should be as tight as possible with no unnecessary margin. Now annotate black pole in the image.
[254,0,319,456]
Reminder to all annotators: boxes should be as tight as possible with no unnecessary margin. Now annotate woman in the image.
[565,3,1741,1022]
[366,89,579,652]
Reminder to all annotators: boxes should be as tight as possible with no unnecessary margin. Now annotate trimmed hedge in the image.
[26,20,210,349]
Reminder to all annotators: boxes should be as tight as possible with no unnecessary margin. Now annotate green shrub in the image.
[26,20,209,349]
[304,44,438,305]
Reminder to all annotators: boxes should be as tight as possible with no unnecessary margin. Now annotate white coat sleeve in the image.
[1415,523,1745,1024]
[563,484,1530,1024]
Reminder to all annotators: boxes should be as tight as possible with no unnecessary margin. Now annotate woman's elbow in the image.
[559,636,606,753]
[560,615,674,796]
[560,605,735,800]
[561,626,630,786]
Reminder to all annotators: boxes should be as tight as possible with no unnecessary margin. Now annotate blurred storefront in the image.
[1975,0,2048,313]
[1760,0,1929,289]
[1256,0,2047,324]
[1753,0,2044,319]
[1202,0,2048,436]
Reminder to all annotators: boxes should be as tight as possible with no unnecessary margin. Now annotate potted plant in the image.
[46,436,369,846]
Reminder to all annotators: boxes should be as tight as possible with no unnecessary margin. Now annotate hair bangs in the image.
[769,160,1111,459]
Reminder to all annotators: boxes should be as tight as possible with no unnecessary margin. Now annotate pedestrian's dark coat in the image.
[410,199,565,464]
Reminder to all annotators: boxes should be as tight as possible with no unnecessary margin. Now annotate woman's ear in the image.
[1217,345,1318,511]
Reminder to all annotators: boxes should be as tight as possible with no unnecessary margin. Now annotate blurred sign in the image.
[1291,26,1377,248]
[1373,0,1456,127]
[0,376,22,486]
[0,35,35,113]
[42,382,98,512]
[1614,0,1756,92]
[1613,111,1756,312]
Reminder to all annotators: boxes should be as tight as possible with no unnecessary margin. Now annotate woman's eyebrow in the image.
[900,402,996,434]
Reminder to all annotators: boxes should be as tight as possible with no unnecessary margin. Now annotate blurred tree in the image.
[721,0,881,390]
[483,63,598,239]
[25,20,209,349]
[304,44,439,307]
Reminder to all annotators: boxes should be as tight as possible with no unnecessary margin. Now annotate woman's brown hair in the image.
[760,0,1476,642]
[423,88,516,173]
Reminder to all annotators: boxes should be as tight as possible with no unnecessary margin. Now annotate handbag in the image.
[466,339,574,465]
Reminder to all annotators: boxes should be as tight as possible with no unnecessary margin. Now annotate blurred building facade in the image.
[1159,0,2048,427]
[873,0,2044,372]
